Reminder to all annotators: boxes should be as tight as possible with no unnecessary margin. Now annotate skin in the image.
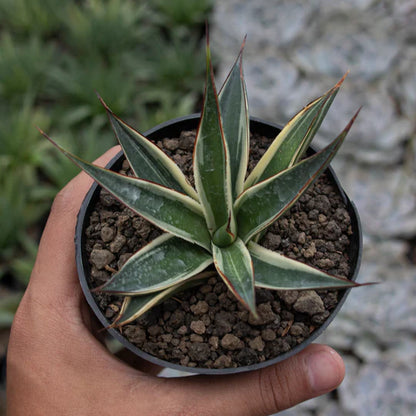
[7,147,345,416]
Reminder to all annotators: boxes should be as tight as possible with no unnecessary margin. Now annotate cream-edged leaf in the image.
[95,234,212,295]
[244,74,347,189]
[249,242,359,290]
[193,39,236,242]
[40,131,212,250]
[218,38,250,199]
[212,237,256,315]
[111,272,215,327]
[235,109,360,243]
[99,96,198,200]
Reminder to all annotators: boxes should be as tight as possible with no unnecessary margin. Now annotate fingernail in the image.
[306,349,344,393]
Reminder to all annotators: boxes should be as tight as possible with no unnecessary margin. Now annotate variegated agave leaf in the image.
[40,130,212,251]
[235,109,360,243]
[193,39,236,246]
[218,37,250,200]
[109,271,216,328]
[98,95,198,201]
[248,242,361,290]
[244,72,348,189]
[212,237,256,315]
[42,36,364,324]
[94,234,212,295]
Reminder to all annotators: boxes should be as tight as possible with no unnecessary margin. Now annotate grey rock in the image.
[292,17,399,81]
[339,361,416,415]
[123,326,146,344]
[293,291,325,315]
[221,334,244,350]
[248,303,276,325]
[117,252,132,269]
[213,354,232,368]
[188,342,211,362]
[109,233,127,253]
[190,320,206,335]
[277,290,299,305]
[90,249,115,270]
[248,336,265,351]
[100,226,115,242]
[190,300,209,315]
[261,328,277,342]
[333,163,416,238]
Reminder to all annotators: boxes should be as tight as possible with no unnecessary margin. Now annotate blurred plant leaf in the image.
[0,0,70,37]
[48,55,138,125]
[152,0,213,27]
[63,0,152,62]
[0,292,23,328]
[139,34,206,99]
[0,34,57,102]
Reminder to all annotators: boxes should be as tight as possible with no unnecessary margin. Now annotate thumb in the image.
[168,344,345,416]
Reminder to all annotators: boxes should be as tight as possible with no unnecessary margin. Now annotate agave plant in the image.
[41,38,362,327]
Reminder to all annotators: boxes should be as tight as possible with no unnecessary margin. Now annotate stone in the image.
[147,325,162,337]
[190,334,204,343]
[117,253,132,269]
[263,232,282,250]
[221,334,244,350]
[90,249,115,270]
[168,310,185,329]
[297,232,306,244]
[248,303,276,325]
[213,355,232,368]
[290,323,309,337]
[177,325,188,335]
[123,326,146,344]
[99,190,116,207]
[261,328,277,342]
[110,233,127,253]
[303,242,316,258]
[188,343,210,362]
[209,336,219,349]
[315,258,335,270]
[190,320,206,335]
[100,226,115,242]
[214,311,234,335]
[249,336,265,352]
[293,291,325,315]
[162,138,180,151]
[190,300,209,315]
[278,290,299,305]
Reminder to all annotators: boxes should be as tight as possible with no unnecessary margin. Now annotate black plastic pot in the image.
[76,114,362,375]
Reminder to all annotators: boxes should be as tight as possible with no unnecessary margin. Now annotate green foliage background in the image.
[0,0,213,328]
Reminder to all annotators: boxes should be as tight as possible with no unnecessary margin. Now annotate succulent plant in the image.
[41,37,362,327]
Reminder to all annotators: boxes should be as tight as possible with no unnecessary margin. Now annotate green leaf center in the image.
[212,222,237,247]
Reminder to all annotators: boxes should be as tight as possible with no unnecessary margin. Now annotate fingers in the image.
[28,146,121,304]
[166,344,345,416]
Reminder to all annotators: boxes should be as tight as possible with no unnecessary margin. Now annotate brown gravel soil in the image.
[84,130,354,370]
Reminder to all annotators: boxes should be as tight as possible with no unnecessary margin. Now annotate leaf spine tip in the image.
[239,35,247,58]
[35,125,44,135]
[334,70,349,90]
[345,107,362,131]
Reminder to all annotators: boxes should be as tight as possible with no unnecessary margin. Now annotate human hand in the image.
[7,147,346,416]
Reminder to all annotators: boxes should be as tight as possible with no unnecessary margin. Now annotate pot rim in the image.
[75,113,362,375]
